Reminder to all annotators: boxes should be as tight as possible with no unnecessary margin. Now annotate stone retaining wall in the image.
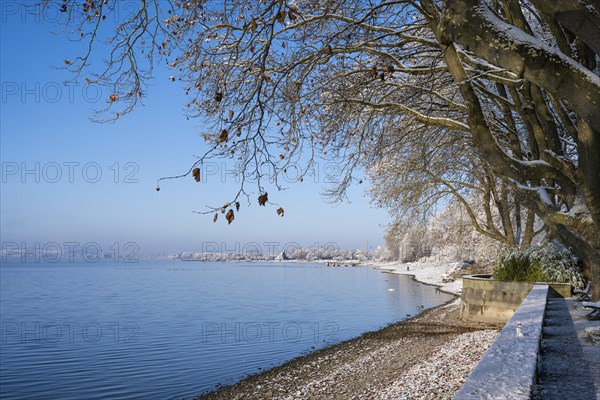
[460,275,571,324]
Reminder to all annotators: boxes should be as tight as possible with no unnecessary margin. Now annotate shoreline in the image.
[197,292,499,399]
[367,260,464,296]
[377,268,459,297]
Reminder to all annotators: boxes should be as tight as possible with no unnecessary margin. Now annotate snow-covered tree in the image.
[368,124,544,250]
[429,197,506,263]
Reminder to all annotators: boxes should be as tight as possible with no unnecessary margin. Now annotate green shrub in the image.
[492,249,535,281]
[493,243,585,289]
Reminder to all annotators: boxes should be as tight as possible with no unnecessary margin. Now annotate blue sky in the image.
[0,2,389,255]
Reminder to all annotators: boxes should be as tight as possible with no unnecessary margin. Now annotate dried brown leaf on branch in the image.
[225,209,234,224]
[192,167,200,182]
[277,207,284,217]
[215,91,223,102]
[258,193,268,206]
[371,65,378,78]
[276,10,286,24]
[235,202,240,211]
[213,213,218,223]
[228,110,234,120]
[288,5,298,21]
[218,129,228,143]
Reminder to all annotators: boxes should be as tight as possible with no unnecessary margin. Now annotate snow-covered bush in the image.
[529,243,586,290]
[493,243,585,288]
[493,248,541,282]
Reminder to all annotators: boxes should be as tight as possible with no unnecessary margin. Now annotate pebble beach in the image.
[198,264,500,400]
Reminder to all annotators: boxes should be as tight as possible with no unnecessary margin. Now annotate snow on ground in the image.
[378,329,498,400]
[367,260,463,295]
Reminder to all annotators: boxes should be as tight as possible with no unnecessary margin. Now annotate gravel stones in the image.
[198,301,498,400]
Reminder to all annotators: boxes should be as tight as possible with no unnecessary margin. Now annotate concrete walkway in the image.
[533,298,600,399]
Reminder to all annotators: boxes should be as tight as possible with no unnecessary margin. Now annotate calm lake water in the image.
[0,260,453,399]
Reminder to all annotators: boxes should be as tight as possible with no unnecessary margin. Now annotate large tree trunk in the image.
[553,224,600,301]
[584,259,600,301]
[579,250,600,301]
[434,0,600,300]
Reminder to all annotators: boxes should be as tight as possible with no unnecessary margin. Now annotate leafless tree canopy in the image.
[44,0,600,298]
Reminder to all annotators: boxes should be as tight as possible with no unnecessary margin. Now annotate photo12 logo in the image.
[195,161,344,185]
[1,81,107,104]
[173,241,341,262]
[1,162,139,184]
[1,321,139,344]
[1,1,145,24]
[1,241,139,263]
[201,321,339,344]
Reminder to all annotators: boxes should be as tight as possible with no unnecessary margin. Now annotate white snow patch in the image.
[367,260,463,295]
[537,187,554,207]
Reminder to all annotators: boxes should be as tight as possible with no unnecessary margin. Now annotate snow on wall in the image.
[453,285,549,400]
